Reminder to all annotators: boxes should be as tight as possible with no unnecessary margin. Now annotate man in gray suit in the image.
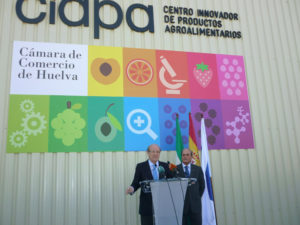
[177,148,205,225]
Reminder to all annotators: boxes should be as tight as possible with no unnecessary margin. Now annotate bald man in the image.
[126,144,172,225]
[177,148,205,225]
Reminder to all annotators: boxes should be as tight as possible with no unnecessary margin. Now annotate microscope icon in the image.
[159,56,187,95]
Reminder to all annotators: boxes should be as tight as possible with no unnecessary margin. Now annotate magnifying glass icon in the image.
[127,109,158,140]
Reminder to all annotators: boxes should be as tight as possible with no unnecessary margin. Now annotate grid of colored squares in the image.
[6,95,254,153]
[8,42,254,152]
[88,46,249,101]
[10,42,250,101]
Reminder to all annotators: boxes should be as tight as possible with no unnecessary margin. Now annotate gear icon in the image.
[20,99,34,113]
[21,112,47,136]
[9,130,28,148]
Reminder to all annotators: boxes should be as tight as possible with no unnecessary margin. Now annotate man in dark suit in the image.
[126,144,172,225]
[177,148,205,225]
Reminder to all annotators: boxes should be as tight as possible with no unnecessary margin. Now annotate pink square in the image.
[187,52,220,99]
[217,55,249,100]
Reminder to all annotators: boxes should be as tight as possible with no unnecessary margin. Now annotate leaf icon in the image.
[107,112,122,131]
[72,103,82,110]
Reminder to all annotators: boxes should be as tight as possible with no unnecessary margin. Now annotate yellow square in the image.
[88,46,123,96]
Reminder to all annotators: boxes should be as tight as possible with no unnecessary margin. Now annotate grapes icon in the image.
[51,101,86,146]
[95,103,122,142]
[195,102,221,146]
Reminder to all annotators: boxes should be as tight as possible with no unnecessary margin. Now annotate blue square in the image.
[124,97,160,151]
[158,98,191,150]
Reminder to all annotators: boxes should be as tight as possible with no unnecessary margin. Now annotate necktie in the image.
[184,165,190,178]
[152,165,158,180]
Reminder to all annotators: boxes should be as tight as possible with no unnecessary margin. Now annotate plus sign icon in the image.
[124,97,160,150]
[127,109,158,140]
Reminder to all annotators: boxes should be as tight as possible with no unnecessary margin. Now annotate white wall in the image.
[0,0,299,225]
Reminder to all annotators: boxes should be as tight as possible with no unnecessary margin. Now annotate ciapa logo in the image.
[16,0,154,39]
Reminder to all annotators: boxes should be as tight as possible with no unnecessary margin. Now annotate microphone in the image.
[158,166,166,179]
[168,161,179,177]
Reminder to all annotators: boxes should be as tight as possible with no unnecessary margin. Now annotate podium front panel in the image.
[150,179,188,225]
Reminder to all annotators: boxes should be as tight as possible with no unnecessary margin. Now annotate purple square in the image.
[191,99,225,150]
[222,100,254,149]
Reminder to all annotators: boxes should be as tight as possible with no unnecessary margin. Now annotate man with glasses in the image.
[126,144,172,225]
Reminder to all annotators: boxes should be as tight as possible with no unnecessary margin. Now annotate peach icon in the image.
[91,58,120,85]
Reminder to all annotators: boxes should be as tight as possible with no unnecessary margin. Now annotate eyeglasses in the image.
[148,151,160,154]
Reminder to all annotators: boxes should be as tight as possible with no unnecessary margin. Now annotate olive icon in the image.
[95,103,122,142]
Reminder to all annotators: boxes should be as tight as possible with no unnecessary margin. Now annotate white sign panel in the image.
[10,41,88,96]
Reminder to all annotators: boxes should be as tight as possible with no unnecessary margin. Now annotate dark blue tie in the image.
[184,165,190,178]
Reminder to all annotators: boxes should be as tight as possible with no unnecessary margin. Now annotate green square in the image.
[7,95,49,153]
[88,97,124,151]
[48,96,88,152]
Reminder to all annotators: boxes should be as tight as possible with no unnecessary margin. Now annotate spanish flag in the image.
[189,112,200,166]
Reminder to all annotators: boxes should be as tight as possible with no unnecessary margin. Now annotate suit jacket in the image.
[177,163,205,214]
[130,160,172,216]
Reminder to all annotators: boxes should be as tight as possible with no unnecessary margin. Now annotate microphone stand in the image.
[170,165,186,211]
[178,173,186,201]
[162,166,180,225]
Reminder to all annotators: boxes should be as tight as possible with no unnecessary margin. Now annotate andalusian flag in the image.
[189,113,200,166]
[175,114,183,164]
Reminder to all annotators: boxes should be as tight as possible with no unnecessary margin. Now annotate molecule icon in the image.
[225,106,250,144]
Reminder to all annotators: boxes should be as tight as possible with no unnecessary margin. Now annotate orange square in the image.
[123,48,158,97]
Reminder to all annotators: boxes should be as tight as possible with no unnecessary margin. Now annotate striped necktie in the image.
[184,165,190,178]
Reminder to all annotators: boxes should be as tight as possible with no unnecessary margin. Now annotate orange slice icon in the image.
[126,59,153,86]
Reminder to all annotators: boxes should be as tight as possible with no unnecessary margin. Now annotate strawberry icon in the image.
[193,62,213,88]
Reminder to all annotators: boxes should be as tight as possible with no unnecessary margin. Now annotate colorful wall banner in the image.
[7,41,254,152]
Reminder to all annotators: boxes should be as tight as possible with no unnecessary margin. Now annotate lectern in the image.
[140,178,196,225]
